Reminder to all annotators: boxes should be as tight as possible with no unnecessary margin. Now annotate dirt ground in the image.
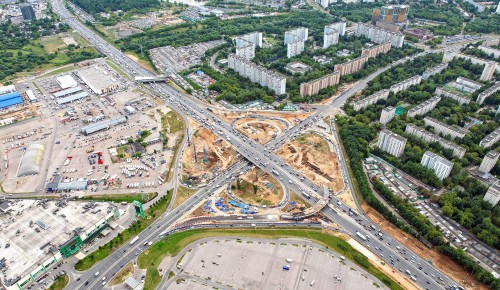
[232,168,284,206]
[216,111,313,127]
[234,118,286,144]
[181,127,236,185]
[362,205,487,290]
[277,133,343,192]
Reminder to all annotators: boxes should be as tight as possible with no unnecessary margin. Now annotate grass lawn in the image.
[48,274,69,290]
[172,186,198,209]
[79,192,158,204]
[40,34,67,53]
[165,111,184,134]
[109,262,134,286]
[138,228,403,290]
[75,191,173,271]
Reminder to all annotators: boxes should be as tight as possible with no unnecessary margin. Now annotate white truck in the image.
[356,231,367,241]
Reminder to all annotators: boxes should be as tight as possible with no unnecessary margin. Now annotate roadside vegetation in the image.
[75,191,172,271]
[48,274,69,290]
[138,228,404,290]
[79,192,158,203]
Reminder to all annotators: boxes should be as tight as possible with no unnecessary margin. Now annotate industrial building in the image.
[423,116,468,139]
[0,85,23,110]
[17,143,44,177]
[228,54,286,95]
[361,42,391,58]
[25,90,37,102]
[299,71,340,97]
[379,106,395,125]
[77,65,120,95]
[405,124,466,158]
[377,129,407,157]
[57,179,89,191]
[56,75,78,89]
[334,55,369,76]
[479,126,500,148]
[80,115,128,135]
[484,180,500,207]
[407,96,441,118]
[476,81,500,105]
[421,151,453,180]
[353,90,390,111]
[479,150,499,174]
[389,75,422,94]
[355,23,405,48]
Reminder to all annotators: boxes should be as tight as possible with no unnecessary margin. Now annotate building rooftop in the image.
[285,61,311,75]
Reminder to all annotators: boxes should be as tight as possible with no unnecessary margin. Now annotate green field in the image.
[48,274,69,290]
[138,228,404,290]
[79,192,158,203]
[75,192,172,271]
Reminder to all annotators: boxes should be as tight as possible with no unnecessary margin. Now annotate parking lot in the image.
[168,237,387,290]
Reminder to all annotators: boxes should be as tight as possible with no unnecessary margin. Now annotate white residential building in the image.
[235,32,263,60]
[422,63,448,80]
[355,23,405,48]
[323,24,339,49]
[421,151,453,180]
[479,127,500,148]
[389,75,422,94]
[484,180,500,207]
[479,151,499,174]
[407,96,441,118]
[452,77,482,93]
[405,124,466,158]
[423,117,467,139]
[476,81,500,105]
[284,27,308,58]
[332,22,346,36]
[287,40,305,58]
[380,106,396,125]
[352,90,390,111]
[377,129,407,157]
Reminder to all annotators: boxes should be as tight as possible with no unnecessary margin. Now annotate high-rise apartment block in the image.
[334,55,369,76]
[332,22,346,36]
[389,75,422,94]
[372,5,409,24]
[405,124,466,158]
[228,54,286,95]
[435,87,471,105]
[380,106,396,125]
[377,129,407,157]
[407,96,441,118]
[235,32,263,60]
[421,151,453,180]
[479,150,499,174]
[423,117,467,139]
[476,81,500,105]
[300,71,340,97]
[422,63,448,80]
[479,127,500,148]
[284,27,308,58]
[361,42,391,58]
[484,180,500,207]
[356,23,405,48]
[323,25,339,49]
[353,90,390,111]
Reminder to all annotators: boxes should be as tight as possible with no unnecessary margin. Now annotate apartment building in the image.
[479,126,500,148]
[228,54,286,95]
[377,129,407,157]
[478,45,500,58]
[484,180,500,207]
[361,42,391,58]
[334,55,369,76]
[300,71,340,97]
[389,75,422,94]
[452,77,482,93]
[423,116,467,139]
[407,96,441,118]
[355,23,405,48]
[476,81,500,105]
[422,63,448,80]
[332,22,346,36]
[380,106,396,125]
[445,52,498,81]
[479,150,499,174]
[323,24,339,49]
[372,5,409,24]
[284,27,308,58]
[435,87,470,105]
[421,151,453,180]
[287,40,305,58]
[405,124,466,158]
[235,32,263,60]
[352,90,390,111]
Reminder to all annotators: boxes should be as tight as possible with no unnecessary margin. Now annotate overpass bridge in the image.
[281,186,330,220]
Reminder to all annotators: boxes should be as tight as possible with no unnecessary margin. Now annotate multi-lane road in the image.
[49,1,461,289]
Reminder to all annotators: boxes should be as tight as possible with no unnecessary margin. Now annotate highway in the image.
[50,1,460,289]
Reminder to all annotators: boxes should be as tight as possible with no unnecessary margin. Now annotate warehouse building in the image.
[17,143,44,177]
[57,179,88,191]
[80,115,127,135]
[56,75,78,89]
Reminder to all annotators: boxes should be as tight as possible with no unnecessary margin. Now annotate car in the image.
[83,281,89,286]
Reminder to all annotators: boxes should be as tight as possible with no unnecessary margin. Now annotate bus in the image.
[129,236,139,245]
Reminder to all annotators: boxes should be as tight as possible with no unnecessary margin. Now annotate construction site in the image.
[277,133,343,192]
[181,126,237,186]
[233,117,287,144]
[231,167,285,207]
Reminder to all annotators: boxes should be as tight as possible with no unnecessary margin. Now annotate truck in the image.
[130,236,139,245]
[302,192,311,199]
[356,231,367,241]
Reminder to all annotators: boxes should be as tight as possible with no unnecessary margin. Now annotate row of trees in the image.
[70,0,160,14]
